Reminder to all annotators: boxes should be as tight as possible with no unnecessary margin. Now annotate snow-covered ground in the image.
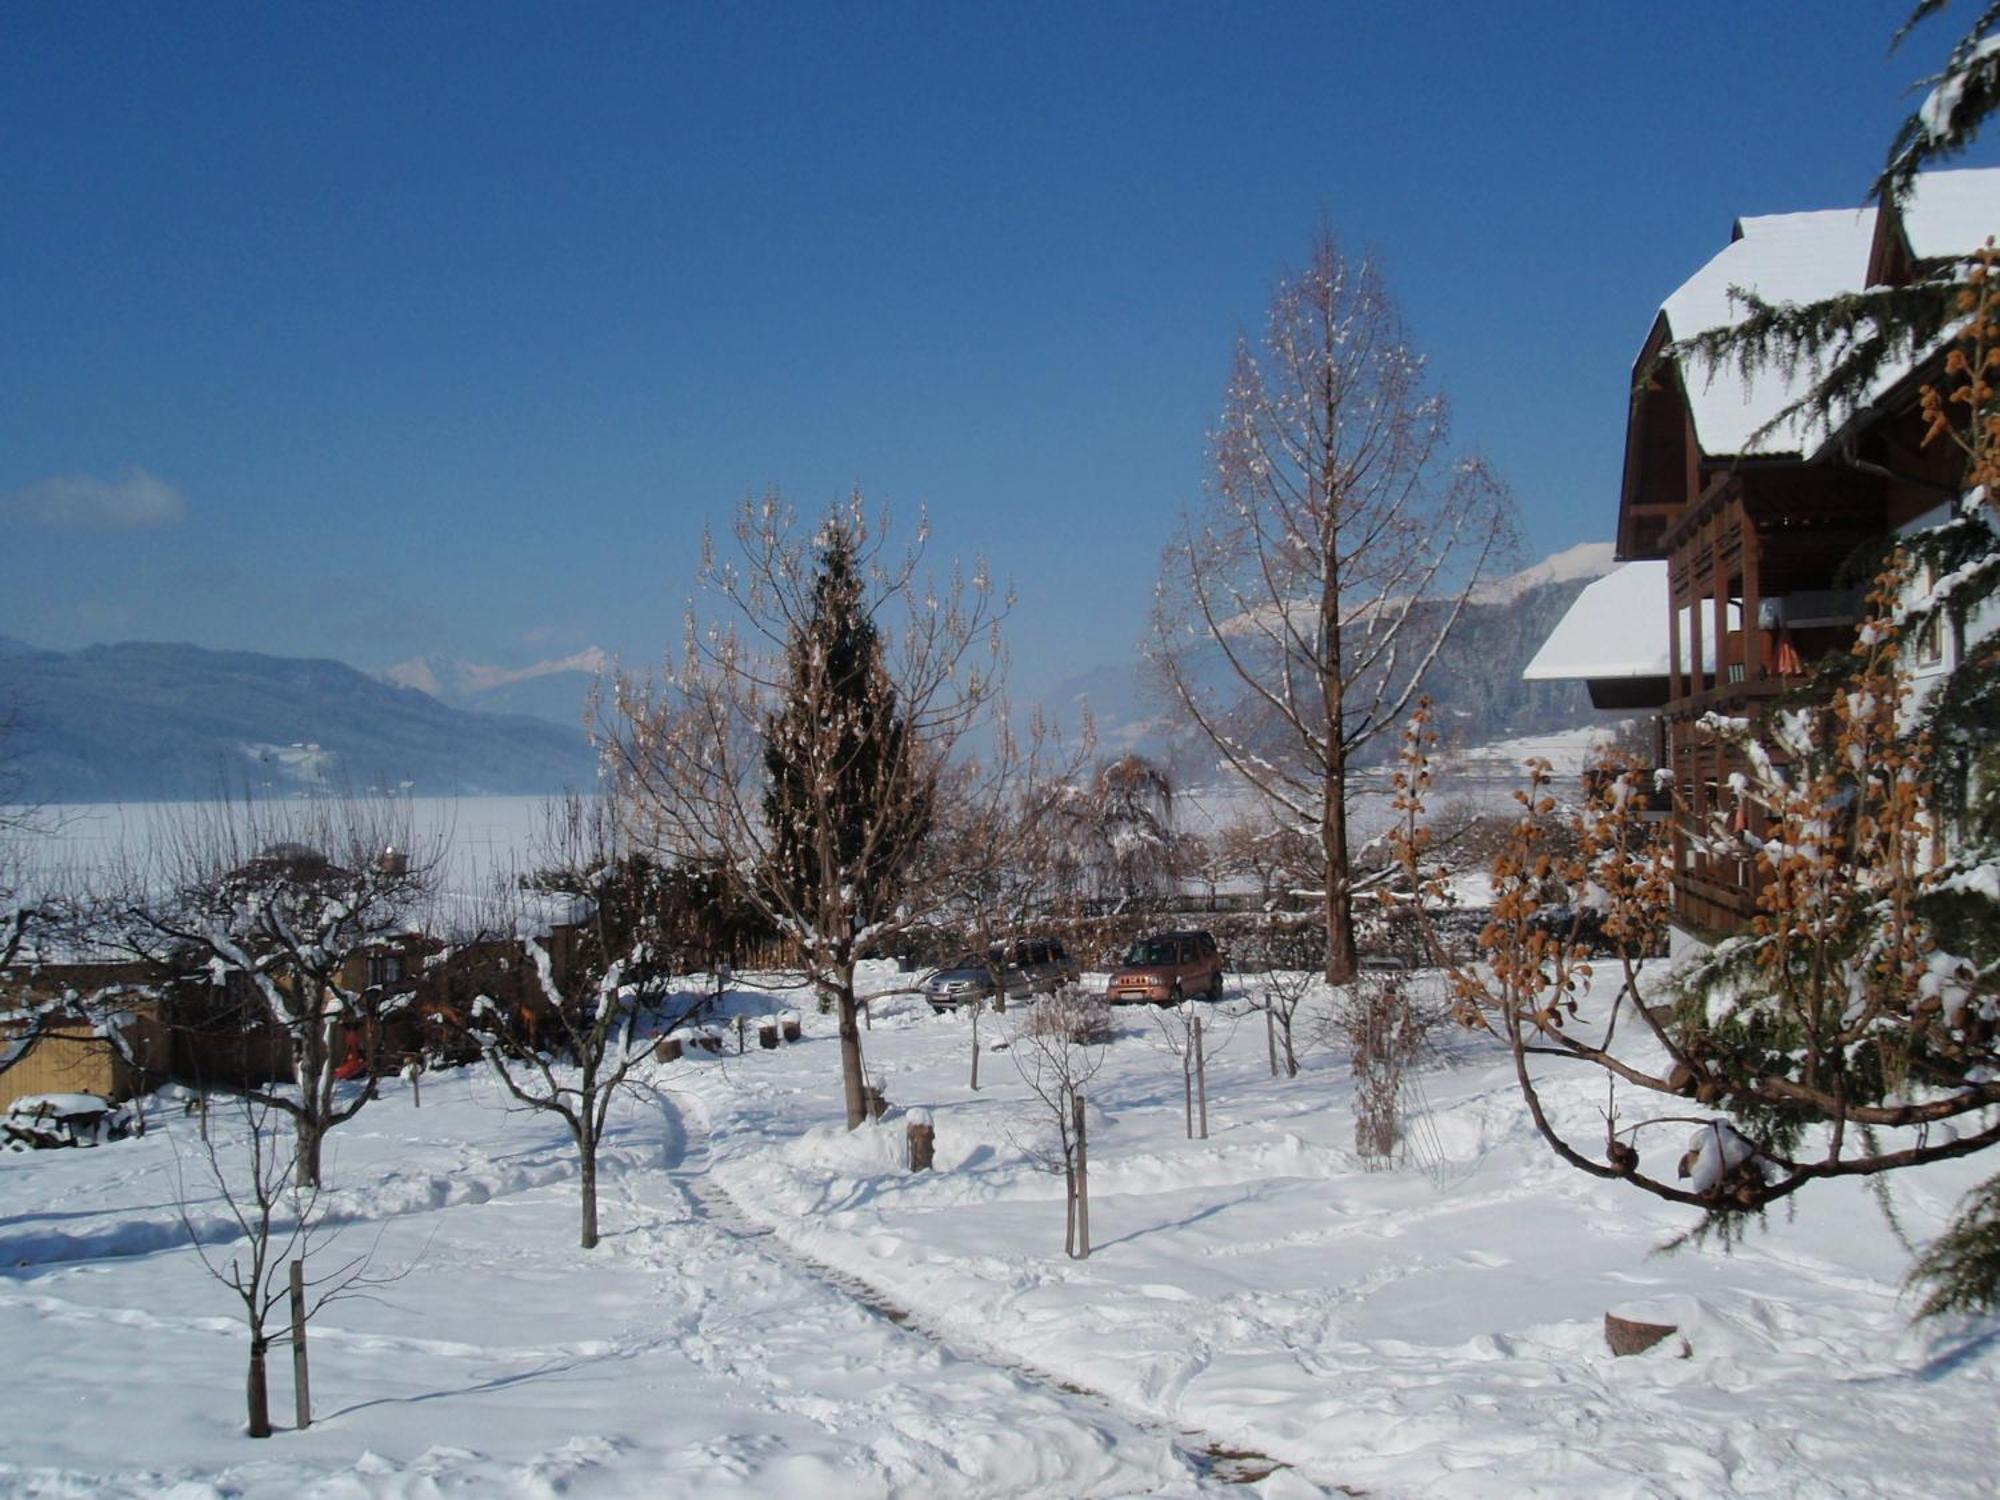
[4,966,1995,1497]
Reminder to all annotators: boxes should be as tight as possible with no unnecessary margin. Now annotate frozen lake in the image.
[11,795,550,900]
[8,728,1602,903]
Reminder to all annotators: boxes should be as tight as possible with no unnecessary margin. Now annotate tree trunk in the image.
[1266,1005,1279,1076]
[296,1117,324,1192]
[1194,1016,1208,1140]
[579,1133,600,1250]
[1319,432,1358,985]
[1063,1160,1076,1257]
[247,1335,271,1438]
[1072,1090,1090,1260]
[836,985,868,1130]
[1322,759,1358,983]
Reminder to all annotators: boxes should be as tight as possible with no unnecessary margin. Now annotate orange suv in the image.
[1105,930,1225,1004]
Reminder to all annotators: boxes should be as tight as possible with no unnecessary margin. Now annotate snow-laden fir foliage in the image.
[1668,6,2000,455]
[761,520,931,943]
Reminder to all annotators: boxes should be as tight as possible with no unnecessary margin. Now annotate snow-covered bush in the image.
[1020,988,1113,1046]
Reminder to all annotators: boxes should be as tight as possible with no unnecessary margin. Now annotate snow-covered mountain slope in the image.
[1046,540,1621,770]
[383,647,609,729]
[0,640,599,801]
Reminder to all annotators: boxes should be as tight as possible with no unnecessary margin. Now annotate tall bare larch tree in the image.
[1152,229,1514,981]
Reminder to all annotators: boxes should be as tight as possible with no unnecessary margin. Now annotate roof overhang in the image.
[1524,562,1673,710]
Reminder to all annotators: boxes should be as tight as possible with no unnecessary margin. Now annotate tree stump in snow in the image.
[758,1022,779,1050]
[907,1117,935,1171]
[1604,1310,1679,1357]
[654,1037,684,1063]
[782,1016,803,1043]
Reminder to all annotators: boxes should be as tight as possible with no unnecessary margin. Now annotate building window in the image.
[367,953,403,988]
[1909,562,1951,676]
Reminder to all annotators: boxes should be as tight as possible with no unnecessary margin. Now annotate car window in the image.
[1125,939,1176,966]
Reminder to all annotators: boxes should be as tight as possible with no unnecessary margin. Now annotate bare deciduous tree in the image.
[453,794,705,1249]
[1239,925,1321,1079]
[1151,229,1515,982]
[1340,972,1433,1168]
[607,491,1018,1129]
[102,793,441,1187]
[0,705,60,996]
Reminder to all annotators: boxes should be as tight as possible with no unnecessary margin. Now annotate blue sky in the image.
[3,2,1991,699]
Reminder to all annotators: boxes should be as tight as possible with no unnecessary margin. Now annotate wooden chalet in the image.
[1531,168,2000,938]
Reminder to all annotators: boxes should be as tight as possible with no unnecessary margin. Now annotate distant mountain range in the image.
[0,639,600,803]
[381,648,608,728]
[1046,541,1621,772]
[0,544,1621,805]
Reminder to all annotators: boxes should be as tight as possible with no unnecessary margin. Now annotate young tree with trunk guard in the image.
[174,1092,398,1438]
[1151,229,1515,982]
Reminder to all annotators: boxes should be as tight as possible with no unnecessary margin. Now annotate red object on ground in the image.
[334,1034,368,1081]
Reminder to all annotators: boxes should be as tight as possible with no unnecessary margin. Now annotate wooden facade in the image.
[1617,292,1964,938]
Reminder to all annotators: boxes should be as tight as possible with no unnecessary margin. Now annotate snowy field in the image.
[3,964,1995,1498]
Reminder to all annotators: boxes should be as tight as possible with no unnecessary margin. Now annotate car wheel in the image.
[1207,973,1223,1001]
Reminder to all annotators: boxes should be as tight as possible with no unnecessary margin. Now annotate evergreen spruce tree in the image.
[762,522,927,929]
[760,519,933,1125]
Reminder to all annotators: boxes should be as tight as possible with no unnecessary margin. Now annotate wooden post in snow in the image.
[1183,1037,1195,1140]
[1194,1015,1208,1141]
[1071,1090,1090,1259]
[289,1258,311,1430]
[907,1112,935,1171]
[969,1007,981,1091]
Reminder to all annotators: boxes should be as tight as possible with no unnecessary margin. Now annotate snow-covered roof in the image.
[1662,209,1877,458]
[1522,563,1671,681]
[1661,168,2000,460]
[1899,164,2000,260]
